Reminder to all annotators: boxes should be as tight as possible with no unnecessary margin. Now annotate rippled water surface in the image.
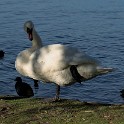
[0,0,124,104]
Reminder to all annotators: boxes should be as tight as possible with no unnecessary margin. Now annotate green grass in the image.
[0,96,124,124]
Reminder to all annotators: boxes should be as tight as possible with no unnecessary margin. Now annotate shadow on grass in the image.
[0,95,31,100]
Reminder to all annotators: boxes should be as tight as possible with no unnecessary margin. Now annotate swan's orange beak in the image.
[27,28,33,41]
[28,32,33,41]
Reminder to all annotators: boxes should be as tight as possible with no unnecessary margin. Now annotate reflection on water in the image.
[0,0,124,104]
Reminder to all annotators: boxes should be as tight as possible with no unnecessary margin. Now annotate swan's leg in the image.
[42,85,60,102]
[70,65,85,83]
[33,79,39,88]
[55,85,60,101]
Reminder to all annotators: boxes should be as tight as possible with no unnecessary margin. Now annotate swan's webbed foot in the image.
[70,65,85,83]
[42,97,60,103]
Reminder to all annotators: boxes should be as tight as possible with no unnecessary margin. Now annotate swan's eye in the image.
[27,28,32,34]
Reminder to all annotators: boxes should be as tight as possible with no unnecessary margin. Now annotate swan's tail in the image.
[97,67,114,75]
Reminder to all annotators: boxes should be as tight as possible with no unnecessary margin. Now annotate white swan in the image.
[15,21,113,100]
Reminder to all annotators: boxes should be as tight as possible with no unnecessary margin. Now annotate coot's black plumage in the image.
[0,50,4,58]
[120,89,124,98]
[14,77,34,97]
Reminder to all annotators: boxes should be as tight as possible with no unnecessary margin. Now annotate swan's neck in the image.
[31,29,42,50]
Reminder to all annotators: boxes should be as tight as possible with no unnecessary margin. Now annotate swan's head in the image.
[24,21,34,41]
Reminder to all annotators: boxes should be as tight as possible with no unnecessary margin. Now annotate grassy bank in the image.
[0,96,124,124]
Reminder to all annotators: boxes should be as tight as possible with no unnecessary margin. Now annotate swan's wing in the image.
[63,45,100,66]
[31,44,99,72]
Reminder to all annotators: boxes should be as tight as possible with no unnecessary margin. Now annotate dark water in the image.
[0,0,124,104]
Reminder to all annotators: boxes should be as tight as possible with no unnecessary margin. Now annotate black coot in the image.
[14,77,34,97]
[120,89,124,98]
[0,50,4,58]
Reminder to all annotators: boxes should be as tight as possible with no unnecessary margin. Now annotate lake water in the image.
[0,0,124,104]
